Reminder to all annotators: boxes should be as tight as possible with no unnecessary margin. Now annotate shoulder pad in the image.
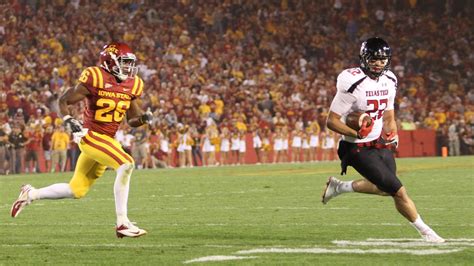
[78,67,104,89]
[384,70,398,85]
[337,68,367,93]
[131,76,144,97]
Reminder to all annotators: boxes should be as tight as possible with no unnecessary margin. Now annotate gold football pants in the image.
[69,131,134,198]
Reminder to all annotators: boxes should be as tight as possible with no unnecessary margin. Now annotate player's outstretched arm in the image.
[58,84,89,117]
[126,99,152,127]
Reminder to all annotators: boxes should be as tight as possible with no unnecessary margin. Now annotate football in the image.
[346,111,372,130]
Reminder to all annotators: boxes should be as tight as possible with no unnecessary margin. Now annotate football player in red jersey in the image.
[11,43,151,238]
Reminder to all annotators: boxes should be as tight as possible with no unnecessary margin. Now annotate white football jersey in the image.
[329,67,397,143]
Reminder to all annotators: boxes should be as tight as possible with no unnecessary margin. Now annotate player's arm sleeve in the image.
[131,76,144,99]
[329,72,358,116]
[78,67,105,90]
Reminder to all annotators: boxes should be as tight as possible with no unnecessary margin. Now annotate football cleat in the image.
[116,222,147,238]
[420,230,445,243]
[10,184,34,218]
[321,176,342,204]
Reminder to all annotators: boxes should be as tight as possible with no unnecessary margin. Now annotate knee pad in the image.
[115,163,134,186]
[121,162,135,174]
[69,180,90,199]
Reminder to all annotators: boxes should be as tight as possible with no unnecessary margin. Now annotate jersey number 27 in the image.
[367,99,387,120]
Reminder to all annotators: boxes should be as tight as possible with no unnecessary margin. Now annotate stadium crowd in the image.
[0,0,473,174]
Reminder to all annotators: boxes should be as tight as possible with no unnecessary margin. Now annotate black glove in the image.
[63,115,83,133]
[139,111,153,125]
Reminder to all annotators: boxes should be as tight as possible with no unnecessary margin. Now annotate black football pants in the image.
[338,141,402,195]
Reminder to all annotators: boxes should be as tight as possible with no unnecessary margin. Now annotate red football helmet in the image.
[99,42,138,81]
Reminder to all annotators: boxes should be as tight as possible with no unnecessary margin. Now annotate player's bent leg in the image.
[393,187,445,243]
[352,179,389,196]
[69,154,101,198]
[81,131,146,237]
[392,186,418,221]
[11,183,75,218]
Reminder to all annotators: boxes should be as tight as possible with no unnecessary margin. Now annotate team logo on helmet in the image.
[100,43,138,81]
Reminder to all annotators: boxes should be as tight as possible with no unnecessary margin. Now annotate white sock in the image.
[338,181,354,193]
[29,183,74,200]
[410,215,432,234]
[114,163,133,225]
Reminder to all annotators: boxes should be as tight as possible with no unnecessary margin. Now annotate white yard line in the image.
[235,247,463,255]
[184,256,258,264]
[333,240,474,247]
[184,238,472,263]
[366,238,474,242]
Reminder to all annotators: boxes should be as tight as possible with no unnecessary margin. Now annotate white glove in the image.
[139,111,153,125]
[63,115,83,133]
[72,128,89,144]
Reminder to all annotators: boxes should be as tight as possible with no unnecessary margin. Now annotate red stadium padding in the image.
[396,130,436,158]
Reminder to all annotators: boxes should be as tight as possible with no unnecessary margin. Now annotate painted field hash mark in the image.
[184,256,258,264]
[236,247,461,255]
[184,238,473,263]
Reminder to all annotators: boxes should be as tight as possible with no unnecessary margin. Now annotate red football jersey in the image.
[78,67,144,137]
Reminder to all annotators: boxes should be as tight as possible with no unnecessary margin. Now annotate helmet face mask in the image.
[366,57,389,76]
[100,43,138,81]
[110,53,138,81]
[359,37,391,78]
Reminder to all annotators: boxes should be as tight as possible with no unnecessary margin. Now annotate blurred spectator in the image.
[24,124,42,173]
[448,120,461,156]
[189,124,202,167]
[51,125,69,172]
[42,126,53,172]
[0,122,8,174]
[8,126,28,174]
[401,117,417,131]
[131,127,148,169]
[67,139,80,171]
[116,126,134,155]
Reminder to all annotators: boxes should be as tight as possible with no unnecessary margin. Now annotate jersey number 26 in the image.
[95,99,130,123]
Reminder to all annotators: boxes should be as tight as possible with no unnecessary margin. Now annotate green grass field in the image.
[1,156,473,265]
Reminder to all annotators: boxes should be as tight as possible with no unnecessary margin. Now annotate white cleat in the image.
[11,184,34,218]
[420,230,445,243]
[116,222,147,238]
[321,176,342,204]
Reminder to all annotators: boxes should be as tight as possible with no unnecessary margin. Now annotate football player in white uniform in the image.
[322,37,444,243]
